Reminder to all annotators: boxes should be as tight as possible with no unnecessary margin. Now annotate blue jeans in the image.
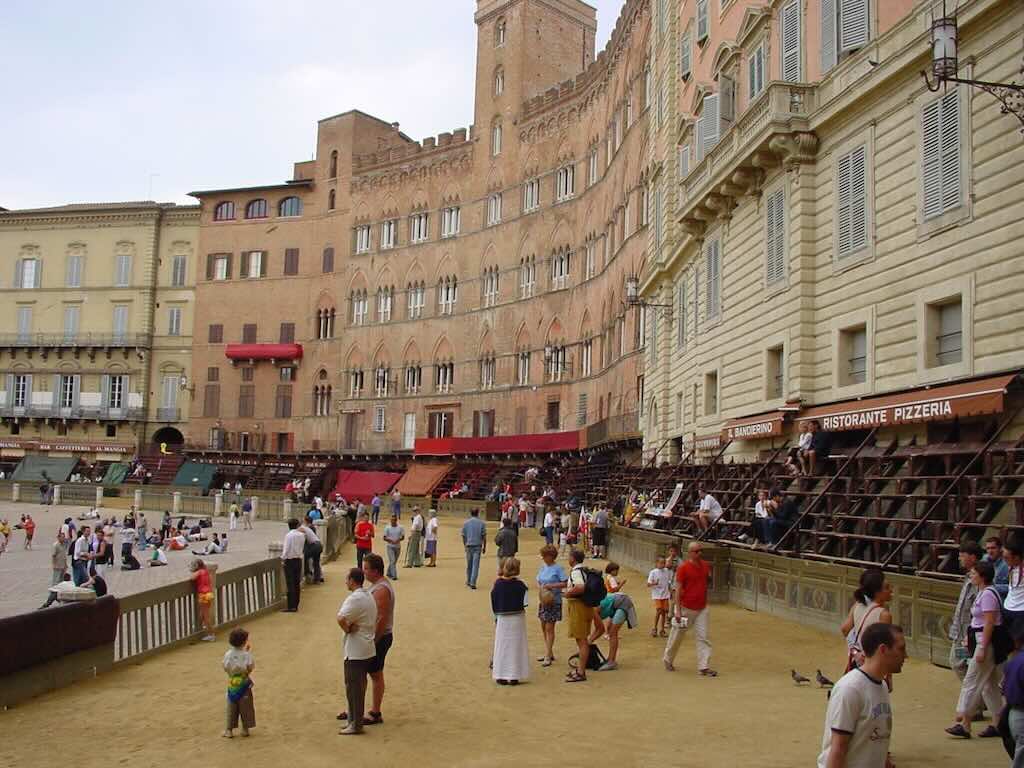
[465,545,482,587]
[1011,708,1024,768]
[387,545,400,579]
[72,561,88,586]
[543,526,554,546]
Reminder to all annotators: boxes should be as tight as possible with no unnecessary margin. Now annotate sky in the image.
[0,1,626,210]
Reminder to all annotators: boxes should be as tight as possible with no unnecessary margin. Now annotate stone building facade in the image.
[188,0,655,454]
[642,0,1024,460]
[0,203,199,462]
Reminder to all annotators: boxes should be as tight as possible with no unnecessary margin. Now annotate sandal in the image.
[541,657,553,667]
[364,711,383,726]
[564,671,587,683]
[945,724,971,738]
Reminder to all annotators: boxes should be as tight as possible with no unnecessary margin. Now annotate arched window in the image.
[495,18,506,47]
[278,196,302,217]
[494,67,504,96]
[213,201,235,221]
[245,199,268,219]
[491,121,502,157]
[328,189,336,211]
[329,150,338,178]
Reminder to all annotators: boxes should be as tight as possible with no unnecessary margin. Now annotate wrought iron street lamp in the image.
[922,1,1024,130]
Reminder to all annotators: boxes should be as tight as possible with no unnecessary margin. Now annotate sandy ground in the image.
[2,518,1006,767]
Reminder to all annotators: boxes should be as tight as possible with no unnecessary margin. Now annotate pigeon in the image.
[791,669,811,685]
[816,670,835,688]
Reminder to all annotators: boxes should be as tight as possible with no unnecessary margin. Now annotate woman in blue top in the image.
[536,544,567,667]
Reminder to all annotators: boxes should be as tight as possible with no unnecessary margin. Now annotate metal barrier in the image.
[114,558,284,663]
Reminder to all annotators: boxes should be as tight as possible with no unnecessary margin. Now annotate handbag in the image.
[845,604,881,672]
[539,586,555,606]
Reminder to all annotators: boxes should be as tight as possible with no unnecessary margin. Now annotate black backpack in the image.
[577,566,607,607]
[569,643,607,671]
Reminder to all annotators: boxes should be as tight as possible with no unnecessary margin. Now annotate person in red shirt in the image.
[663,541,716,676]
[190,558,216,642]
[23,514,36,550]
[354,511,375,570]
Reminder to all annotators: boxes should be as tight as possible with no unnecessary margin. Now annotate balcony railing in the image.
[155,407,182,422]
[0,332,150,349]
[0,404,145,421]
[338,436,408,454]
[584,411,641,447]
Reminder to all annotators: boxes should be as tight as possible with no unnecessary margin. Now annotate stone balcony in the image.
[0,332,151,361]
[0,404,146,422]
[671,82,819,258]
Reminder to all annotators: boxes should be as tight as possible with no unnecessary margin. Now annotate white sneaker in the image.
[598,661,618,671]
[201,634,216,642]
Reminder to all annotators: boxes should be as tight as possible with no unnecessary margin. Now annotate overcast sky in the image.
[1,1,624,210]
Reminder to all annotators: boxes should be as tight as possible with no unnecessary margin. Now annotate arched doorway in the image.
[152,426,184,446]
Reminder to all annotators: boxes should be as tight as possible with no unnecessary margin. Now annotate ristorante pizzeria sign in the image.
[797,374,1016,432]
[816,399,954,431]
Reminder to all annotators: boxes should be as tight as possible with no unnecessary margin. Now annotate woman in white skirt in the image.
[490,557,530,685]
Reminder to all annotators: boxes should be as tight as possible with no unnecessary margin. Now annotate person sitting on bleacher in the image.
[769,490,800,547]
[692,485,724,534]
[800,420,832,476]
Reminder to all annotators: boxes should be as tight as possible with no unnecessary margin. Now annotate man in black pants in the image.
[302,516,324,584]
[281,518,305,612]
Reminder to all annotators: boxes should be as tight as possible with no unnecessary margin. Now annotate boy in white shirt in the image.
[647,556,672,637]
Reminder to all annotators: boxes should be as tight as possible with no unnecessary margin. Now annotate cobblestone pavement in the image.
[0,500,289,618]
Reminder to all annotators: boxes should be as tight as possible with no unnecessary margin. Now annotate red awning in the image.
[329,469,402,504]
[225,343,303,361]
[721,411,786,441]
[414,431,581,456]
[796,374,1018,432]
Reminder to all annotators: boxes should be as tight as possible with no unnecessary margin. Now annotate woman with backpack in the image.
[563,549,606,683]
[946,560,1010,738]
[840,568,893,674]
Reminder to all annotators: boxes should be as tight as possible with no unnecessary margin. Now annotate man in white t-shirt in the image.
[692,486,723,534]
[818,623,906,768]
[424,510,439,567]
[337,568,378,735]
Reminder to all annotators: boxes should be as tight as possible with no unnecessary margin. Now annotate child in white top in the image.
[223,627,256,738]
[647,556,672,637]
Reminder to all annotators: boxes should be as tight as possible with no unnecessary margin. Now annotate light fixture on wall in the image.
[624,275,673,315]
[922,0,1024,129]
[179,374,196,399]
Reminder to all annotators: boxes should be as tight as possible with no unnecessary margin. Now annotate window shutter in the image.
[706,239,721,319]
[837,145,868,258]
[719,75,735,123]
[679,144,690,179]
[101,374,111,409]
[939,91,961,214]
[52,374,61,408]
[697,0,709,42]
[240,251,250,278]
[693,266,700,333]
[24,374,33,402]
[206,254,214,280]
[696,111,706,162]
[781,0,802,82]
[677,280,686,348]
[703,94,720,156]
[34,260,42,288]
[226,254,233,279]
[680,32,692,79]
[748,54,757,99]
[839,0,869,53]
[4,374,12,406]
[72,375,81,409]
[821,0,837,73]
[766,187,786,284]
[323,247,334,273]
[14,259,23,288]
[921,98,942,220]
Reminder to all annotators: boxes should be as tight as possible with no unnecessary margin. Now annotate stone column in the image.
[53,485,62,505]
[283,498,293,522]
[173,492,182,515]
[250,496,259,521]
[133,489,143,510]
[95,486,104,509]
[12,482,20,502]
[214,493,223,518]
